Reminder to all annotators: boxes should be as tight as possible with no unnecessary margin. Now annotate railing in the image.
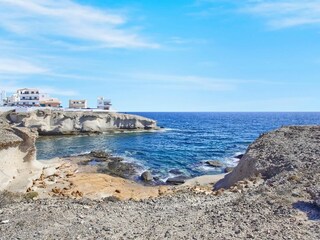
[20,98,39,100]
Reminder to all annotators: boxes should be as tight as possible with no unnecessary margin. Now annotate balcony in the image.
[20,97,39,100]
[20,92,39,95]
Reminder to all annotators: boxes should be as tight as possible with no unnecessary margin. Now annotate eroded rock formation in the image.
[4,109,158,135]
[215,126,320,200]
[0,121,43,192]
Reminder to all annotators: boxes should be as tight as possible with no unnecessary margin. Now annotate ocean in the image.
[36,112,320,181]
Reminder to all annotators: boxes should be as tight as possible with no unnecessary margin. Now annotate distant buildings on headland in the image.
[0,88,112,111]
[0,88,61,107]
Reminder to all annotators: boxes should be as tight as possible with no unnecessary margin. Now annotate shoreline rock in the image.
[166,176,189,185]
[2,109,158,135]
[215,126,320,199]
[141,171,153,182]
[205,160,224,168]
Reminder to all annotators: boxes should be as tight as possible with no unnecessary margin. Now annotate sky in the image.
[0,0,319,112]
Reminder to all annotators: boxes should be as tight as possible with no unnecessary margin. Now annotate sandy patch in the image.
[69,173,169,201]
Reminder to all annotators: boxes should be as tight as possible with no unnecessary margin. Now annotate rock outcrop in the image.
[141,171,153,182]
[0,122,43,192]
[3,109,158,135]
[214,126,320,198]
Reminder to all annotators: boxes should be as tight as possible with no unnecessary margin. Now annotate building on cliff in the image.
[0,88,61,108]
[97,97,112,110]
[16,88,40,106]
[69,100,88,109]
[40,98,62,108]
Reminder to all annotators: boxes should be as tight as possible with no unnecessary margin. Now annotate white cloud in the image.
[192,0,320,29]
[0,58,48,74]
[242,0,320,28]
[0,0,158,48]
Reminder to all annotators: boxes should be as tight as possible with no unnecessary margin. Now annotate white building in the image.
[0,90,6,106]
[97,97,112,110]
[69,100,87,109]
[17,88,40,106]
[1,88,61,108]
[40,98,61,108]
[4,93,19,106]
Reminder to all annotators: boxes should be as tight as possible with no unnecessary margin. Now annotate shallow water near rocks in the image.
[36,112,320,180]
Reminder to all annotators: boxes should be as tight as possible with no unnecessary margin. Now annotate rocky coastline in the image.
[2,109,158,135]
[0,121,319,239]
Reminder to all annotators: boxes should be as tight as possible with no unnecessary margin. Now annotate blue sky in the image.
[0,0,319,111]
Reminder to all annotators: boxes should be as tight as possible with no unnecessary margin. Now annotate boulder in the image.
[90,150,109,159]
[98,161,137,179]
[141,171,153,181]
[166,176,189,185]
[206,160,223,168]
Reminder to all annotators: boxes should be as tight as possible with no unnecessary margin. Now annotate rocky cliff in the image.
[0,121,43,192]
[215,126,320,207]
[4,109,158,135]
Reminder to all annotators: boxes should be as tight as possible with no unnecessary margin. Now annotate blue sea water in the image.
[36,112,320,180]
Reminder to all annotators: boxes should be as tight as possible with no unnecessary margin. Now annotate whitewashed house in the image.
[97,97,112,110]
[1,88,61,108]
[17,88,40,106]
[69,100,87,109]
[4,93,19,106]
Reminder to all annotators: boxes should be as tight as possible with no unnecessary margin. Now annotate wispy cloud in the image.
[242,0,320,29]
[0,0,158,49]
[0,58,49,74]
[191,0,320,29]
[166,37,208,45]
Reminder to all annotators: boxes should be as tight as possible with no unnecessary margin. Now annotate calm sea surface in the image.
[36,112,320,180]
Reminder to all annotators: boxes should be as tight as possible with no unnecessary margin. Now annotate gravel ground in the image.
[0,187,319,240]
[1,126,320,240]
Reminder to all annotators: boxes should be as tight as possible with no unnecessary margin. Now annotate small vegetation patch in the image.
[24,191,39,200]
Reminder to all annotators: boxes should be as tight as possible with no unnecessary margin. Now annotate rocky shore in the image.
[2,109,158,135]
[0,119,169,201]
[0,124,319,239]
